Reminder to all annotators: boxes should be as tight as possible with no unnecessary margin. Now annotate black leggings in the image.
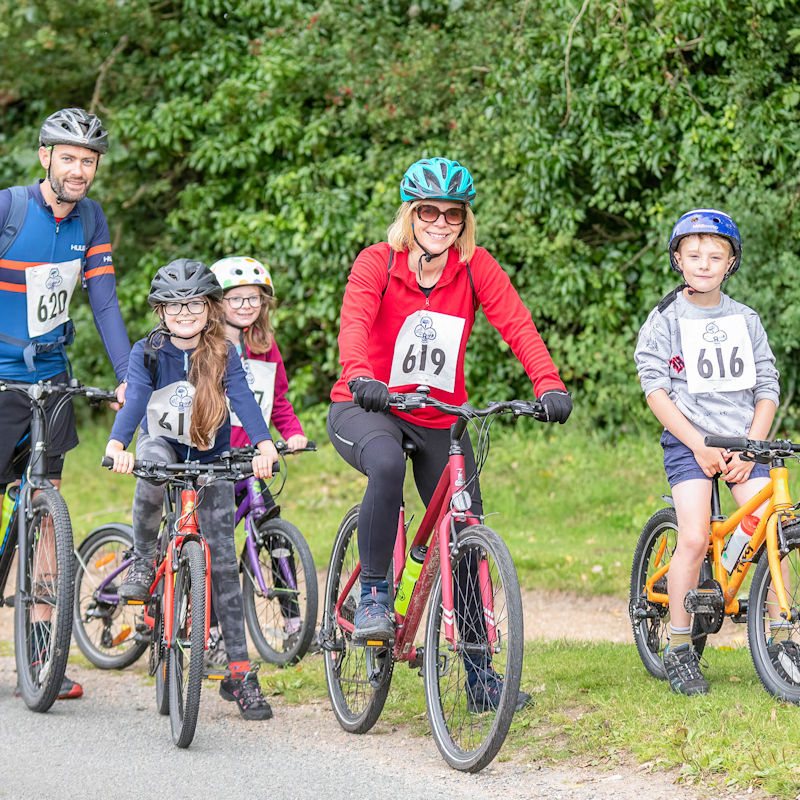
[327,402,483,582]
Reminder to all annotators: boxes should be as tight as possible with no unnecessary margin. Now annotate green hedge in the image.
[3,0,800,433]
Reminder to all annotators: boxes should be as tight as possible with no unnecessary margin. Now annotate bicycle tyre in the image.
[242,517,318,666]
[747,538,800,702]
[322,505,393,733]
[629,507,709,679]
[14,488,74,712]
[73,525,148,670]
[423,525,523,772]
[168,539,206,747]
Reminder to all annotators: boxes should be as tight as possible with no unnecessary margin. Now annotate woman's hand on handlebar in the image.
[253,439,280,479]
[105,439,134,474]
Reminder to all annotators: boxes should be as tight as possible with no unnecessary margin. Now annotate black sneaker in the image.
[768,640,800,683]
[352,583,394,643]
[465,663,531,712]
[118,557,156,602]
[219,671,273,720]
[663,643,709,695]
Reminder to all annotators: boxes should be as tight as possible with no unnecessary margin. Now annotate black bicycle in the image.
[0,378,115,711]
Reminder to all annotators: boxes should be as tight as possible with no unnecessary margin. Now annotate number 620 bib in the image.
[679,314,756,394]
[25,259,81,337]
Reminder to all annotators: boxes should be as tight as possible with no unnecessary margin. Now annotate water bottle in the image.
[0,486,18,556]
[721,514,759,573]
[394,545,428,616]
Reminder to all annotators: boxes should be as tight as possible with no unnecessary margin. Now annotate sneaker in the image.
[465,662,531,712]
[663,643,709,696]
[219,671,273,720]
[768,639,800,683]
[204,627,227,670]
[14,674,83,700]
[352,583,394,643]
[118,557,156,602]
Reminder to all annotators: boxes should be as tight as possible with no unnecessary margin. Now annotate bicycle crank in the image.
[683,578,724,634]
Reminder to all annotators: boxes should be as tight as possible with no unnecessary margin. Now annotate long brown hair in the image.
[239,289,276,355]
[154,298,230,450]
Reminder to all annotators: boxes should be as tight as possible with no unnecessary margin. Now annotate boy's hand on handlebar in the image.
[253,439,280,479]
[538,390,572,424]
[692,444,729,478]
[285,433,308,451]
[722,451,754,484]
[104,439,134,474]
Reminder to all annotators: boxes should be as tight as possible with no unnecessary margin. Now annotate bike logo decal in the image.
[169,385,193,411]
[702,322,728,344]
[45,267,63,290]
[414,315,437,342]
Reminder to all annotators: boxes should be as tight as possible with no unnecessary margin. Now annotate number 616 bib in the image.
[679,314,756,394]
[146,380,215,449]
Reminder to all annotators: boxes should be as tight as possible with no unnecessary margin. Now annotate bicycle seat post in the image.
[710,475,725,523]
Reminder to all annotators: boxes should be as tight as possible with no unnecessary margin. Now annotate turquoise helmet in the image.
[400,157,475,203]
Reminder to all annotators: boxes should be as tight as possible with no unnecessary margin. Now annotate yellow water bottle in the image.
[395,545,427,616]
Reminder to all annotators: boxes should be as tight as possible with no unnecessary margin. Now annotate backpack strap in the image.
[0,320,75,373]
[657,285,686,313]
[381,248,395,297]
[143,329,162,385]
[0,186,29,261]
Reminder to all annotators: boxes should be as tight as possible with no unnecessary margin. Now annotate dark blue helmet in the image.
[668,209,742,276]
[400,157,475,203]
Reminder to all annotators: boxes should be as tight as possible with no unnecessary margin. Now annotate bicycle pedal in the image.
[133,630,152,643]
[2,594,13,608]
[684,583,724,615]
[204,670,230,681]
[353,635,394,648]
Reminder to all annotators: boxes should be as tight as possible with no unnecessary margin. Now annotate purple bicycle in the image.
[72,441,318,670]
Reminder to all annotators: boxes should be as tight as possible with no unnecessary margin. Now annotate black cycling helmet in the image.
[147,259,223,307]
[39,108,109,155]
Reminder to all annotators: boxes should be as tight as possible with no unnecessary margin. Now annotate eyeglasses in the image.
[416,204,467,226]
[163,300,207,316]
[224,295,264,309]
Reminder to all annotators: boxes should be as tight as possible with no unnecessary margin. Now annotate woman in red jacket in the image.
[328,157,571,709]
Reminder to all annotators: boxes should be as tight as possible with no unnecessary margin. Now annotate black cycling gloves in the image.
[348,377,390,413]
[539,389,572,424]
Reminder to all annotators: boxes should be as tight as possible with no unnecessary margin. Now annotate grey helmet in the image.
[147,259,223,307]
[39,108,109,154]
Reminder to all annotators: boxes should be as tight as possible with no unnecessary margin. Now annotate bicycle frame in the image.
[645,460,798,620]
[333,415,483,662]
[235,476,278,597]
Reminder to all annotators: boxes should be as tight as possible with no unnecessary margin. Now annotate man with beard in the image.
[0,107,129,701]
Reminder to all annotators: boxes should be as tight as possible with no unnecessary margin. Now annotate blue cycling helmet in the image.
[668,209,742,276]
[400,157,475,203]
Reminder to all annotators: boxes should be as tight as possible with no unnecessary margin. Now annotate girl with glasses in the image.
[327,156,573,713]
[105,258,278,720]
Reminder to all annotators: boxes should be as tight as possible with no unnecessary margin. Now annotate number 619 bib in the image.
[679,314,756,394]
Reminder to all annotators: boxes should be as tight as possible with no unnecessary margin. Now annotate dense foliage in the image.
[3,0,800,433]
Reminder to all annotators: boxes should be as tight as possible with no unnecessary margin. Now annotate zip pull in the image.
[425,296,430,309]
[184,351,189,374]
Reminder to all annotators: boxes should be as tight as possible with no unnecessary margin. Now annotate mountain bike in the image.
[629,434,800,701]
[320,389,545,772]
[233,443,318,665]
[97,452,260,747]
[74,442,316,669]
[0,378,115,712]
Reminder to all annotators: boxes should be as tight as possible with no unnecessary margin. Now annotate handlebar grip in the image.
[101,456,114,468]
[704,436,753,451]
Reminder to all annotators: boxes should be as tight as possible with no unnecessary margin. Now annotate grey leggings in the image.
[132,433,248,663]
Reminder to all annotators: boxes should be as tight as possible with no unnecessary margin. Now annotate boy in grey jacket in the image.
[634,208,784,695]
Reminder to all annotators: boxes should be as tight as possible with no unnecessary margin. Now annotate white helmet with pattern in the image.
[209,256,274,296]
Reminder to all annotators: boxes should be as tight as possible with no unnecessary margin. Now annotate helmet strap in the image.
[411,222,450,282]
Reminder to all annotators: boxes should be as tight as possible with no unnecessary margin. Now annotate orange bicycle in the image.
[629,434,800,701]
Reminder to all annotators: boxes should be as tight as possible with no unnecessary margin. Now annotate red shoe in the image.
[58,676,83,699]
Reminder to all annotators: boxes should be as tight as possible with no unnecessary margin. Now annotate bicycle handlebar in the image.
[388,389,546,421]
[100,454,277,482]
[704,435,800,456]
[0,378,117,403]
[231,441,317,457]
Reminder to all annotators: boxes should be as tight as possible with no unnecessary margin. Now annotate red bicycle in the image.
[100,453,259,747]
[320,389,545,772]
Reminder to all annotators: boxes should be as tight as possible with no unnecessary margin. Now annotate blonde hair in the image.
[153,298,230,450]
[386,200,476,261]
[225,287,276,355]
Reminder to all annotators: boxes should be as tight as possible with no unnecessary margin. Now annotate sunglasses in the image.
[416,204,467,225]
[224,295,264,309]
[163,300,207,316]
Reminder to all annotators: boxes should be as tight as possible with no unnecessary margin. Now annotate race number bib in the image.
[230,359,277,428]
[146,380,215,448]
[388,310,465,393]
[25,259,81,337]
[679,314,756,394]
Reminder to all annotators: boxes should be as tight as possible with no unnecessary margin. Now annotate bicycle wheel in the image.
[168,539,206,747]
[747,538,800,702]
[322,505,393,733]
[423,525,523,772]
[73,525,148,670]
[14,488,74,712]
[629,507,709,679]
[242,517,318,666]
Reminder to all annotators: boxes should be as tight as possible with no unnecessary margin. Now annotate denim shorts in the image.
[660,429,770,488]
